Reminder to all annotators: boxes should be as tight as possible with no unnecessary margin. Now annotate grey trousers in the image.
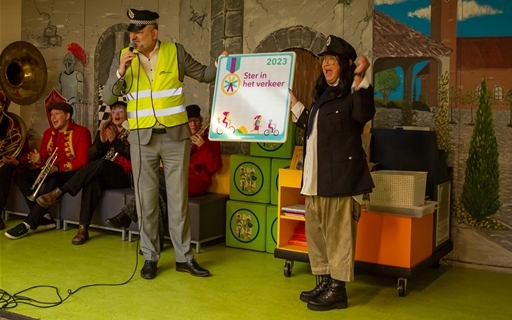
[130,132,193,263]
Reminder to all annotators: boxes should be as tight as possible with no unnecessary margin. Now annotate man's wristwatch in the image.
[354,72,365,77]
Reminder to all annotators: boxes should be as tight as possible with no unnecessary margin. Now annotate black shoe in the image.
[106,212,132,229]
[140,260,157,279]
[307,279,348,311]
[300,275,331,302]
[176,259,210,277]
[0,217,5,231]
[35,217,56,232]
[5,223,29,240]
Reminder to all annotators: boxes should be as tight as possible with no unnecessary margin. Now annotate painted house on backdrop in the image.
[372,10,452,129]
[455,36,512,110]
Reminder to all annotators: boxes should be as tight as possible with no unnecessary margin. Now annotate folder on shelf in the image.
[282,211,305,218]
[289,239,308,247]
[281,204,305,213]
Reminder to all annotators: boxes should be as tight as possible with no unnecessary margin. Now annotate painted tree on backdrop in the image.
[374,68,400,105]
[461,77,500,224]
[505,89,512,127]
[461,88,479,126]
[448,87,460,124]
[434,72,455,157]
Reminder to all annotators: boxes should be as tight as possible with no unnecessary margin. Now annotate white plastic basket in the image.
[365,200,437,218]
[370,170,428,206]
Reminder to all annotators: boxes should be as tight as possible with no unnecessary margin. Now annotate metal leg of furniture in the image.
[397,277,408,297]
[191,241,201,254]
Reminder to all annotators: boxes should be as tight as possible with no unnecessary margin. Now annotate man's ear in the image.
[349,59,353,66]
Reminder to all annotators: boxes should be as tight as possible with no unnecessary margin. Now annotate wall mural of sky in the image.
[374,0,512,101]
[374,0,512,37]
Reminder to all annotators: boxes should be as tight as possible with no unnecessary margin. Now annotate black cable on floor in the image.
[0,235,141,310]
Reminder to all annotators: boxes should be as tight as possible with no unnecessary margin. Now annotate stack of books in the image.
[288,221,307,247]
[281,204,305,218]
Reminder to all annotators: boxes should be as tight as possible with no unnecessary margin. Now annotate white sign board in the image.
[209,52,296,143]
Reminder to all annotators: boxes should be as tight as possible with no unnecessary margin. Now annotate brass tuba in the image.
[0,104,27,169]
[0,41,47,168]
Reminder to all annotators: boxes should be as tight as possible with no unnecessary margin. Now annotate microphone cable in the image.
[0,47,143,312]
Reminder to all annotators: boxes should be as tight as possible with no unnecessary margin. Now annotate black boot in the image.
[307,279,348,311]
[300,275,331,302]
[106,212,132,229]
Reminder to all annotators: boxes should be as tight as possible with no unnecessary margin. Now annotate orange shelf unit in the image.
[355,211,433,269]
[276,169,306,253]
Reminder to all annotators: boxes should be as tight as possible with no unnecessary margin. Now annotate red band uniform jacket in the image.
[37,122,92,172]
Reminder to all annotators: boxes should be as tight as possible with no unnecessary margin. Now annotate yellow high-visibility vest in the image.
[122,42,187,129]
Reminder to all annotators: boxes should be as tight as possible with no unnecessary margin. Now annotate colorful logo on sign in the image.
[222,57,241,95]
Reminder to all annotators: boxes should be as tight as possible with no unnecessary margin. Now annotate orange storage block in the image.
[355,211,433,268]
[207,154,231,195]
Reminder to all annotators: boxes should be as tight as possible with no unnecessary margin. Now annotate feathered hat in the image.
[66,42,87,65]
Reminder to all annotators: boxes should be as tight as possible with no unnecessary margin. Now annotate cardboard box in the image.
[225,200,267,252]
[229,154,271,204]
[250,121,295,159]
[266,205,278,253]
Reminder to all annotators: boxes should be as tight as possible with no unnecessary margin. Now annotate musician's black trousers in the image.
[60,159,131,225]
[15,169,75,230]
[0,164,17,211]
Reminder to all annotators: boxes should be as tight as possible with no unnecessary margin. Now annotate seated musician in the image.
[0,93,30,231]
[35,101,132,245]
[106,104,221,229]
[4,102,92,240]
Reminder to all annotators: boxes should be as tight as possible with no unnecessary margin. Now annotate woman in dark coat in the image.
[289,35,375,311]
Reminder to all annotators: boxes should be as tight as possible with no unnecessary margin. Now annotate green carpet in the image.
[1,217,511,320]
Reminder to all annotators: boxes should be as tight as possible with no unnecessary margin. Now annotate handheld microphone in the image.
[128,42,136,52]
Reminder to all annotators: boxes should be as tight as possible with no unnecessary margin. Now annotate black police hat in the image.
[127,9,159,32]
[319,35,357,62]
[186,104,201,118]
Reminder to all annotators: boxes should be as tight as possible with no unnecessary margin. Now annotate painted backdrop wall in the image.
[375,0,512,273]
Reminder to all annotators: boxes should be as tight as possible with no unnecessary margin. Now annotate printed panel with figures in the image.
[210,52,296,143]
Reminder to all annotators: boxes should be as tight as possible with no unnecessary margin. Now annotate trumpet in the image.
[197,123,210,136]
[102,120,130,162]
[27,148,58,202]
